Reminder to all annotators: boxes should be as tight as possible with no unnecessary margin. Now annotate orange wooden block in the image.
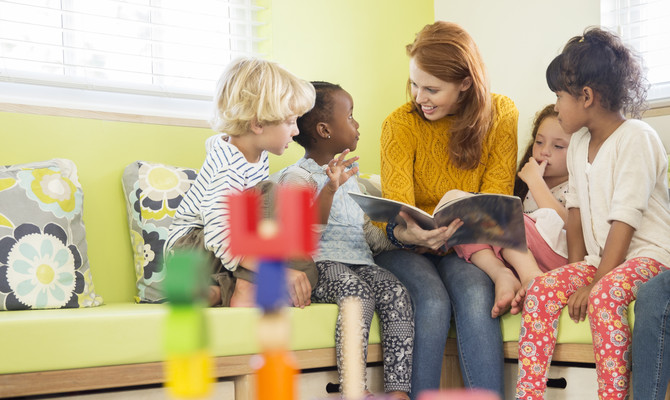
[255,349,299,400]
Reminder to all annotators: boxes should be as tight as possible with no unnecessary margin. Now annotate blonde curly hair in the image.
[210,57,316,136]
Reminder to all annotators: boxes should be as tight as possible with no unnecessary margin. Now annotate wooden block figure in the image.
[163,250,213,398]
[228,186,317,400]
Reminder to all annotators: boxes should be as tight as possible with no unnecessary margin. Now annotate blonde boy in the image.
[165,57,316,307]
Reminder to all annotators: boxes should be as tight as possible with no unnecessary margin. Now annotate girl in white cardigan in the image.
[515,27,670,400]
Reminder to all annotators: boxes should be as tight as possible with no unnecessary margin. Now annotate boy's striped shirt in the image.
[165,135,269,271]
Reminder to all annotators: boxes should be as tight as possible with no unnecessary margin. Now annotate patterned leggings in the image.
[311,260,414,393]
[516,257,668,400]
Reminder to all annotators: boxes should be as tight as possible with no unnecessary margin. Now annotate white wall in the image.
[435,0,600,153]
[646,114,670,152]
[433,1,598,154]
[435,0,670,154]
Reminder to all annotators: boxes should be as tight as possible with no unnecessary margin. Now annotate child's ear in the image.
[316,122,330,139]
[250,119,264,135]
[582,87,594,108]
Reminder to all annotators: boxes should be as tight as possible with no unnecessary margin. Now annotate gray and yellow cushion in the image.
[0,159,102,310]
[122,161,197,303]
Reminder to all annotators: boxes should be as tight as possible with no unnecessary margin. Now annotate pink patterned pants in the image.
[515,257,667,400]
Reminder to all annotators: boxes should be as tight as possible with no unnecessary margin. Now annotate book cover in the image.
[348,190,526,250]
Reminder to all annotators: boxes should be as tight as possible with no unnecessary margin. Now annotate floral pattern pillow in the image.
[0,159,102,310]
[122,161,197,303]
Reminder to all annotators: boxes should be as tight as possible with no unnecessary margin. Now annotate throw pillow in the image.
[122,161,197,303]
[0,159,102,310]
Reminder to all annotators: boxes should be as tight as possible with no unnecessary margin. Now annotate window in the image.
[0,0,267,120]
[601,0,670,104]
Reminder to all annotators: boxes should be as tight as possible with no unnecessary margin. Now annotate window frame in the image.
[0,0,268,124]
[601,0,670,109]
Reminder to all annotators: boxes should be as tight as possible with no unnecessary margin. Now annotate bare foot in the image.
[208,285,222,306]
[510,285,526,315]
[491,268,521,318]
[229,279,256,307]
[510,272,542,315]
[386,391,410,400]
[519,271,543,292]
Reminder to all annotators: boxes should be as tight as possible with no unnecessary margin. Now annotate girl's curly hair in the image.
[546,26,649,118]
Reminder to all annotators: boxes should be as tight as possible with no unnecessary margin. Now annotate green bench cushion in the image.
[3,299,626,375]
[0,303,380,374]
[2,300,634,374]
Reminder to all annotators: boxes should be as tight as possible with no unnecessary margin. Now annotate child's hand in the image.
[323,149,359,194]
[567,283,593,323]
[518,158,546,186]
[285,268,312,309]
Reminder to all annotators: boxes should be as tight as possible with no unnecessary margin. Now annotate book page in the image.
[434,189,474,215]
[348,192,437,230]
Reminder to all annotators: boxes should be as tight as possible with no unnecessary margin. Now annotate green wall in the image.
[0,1,434,303]
[267,0,435,173]
[1,0,434,175]
[0,114,213,302]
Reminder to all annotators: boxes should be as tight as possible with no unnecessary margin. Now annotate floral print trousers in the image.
[311,260,414,394]
[516,257,668,400]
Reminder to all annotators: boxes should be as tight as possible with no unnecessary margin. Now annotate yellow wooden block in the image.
[165,350,213,398]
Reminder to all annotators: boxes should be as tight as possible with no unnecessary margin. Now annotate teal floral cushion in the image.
[122,161,197,303]
[0,159,102,310]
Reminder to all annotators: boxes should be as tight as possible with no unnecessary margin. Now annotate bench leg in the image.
[440,352,464,388]
[440,339,464,389]
[234,374,255,400]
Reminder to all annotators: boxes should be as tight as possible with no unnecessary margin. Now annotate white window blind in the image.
[0,0,267,119]
[601,0,670,103]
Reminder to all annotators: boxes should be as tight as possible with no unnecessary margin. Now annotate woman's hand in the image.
[518,158,546,187]
[285,268,312,309]
[323,149,359,194]
[567,283,593,323]
[394,211,463,251]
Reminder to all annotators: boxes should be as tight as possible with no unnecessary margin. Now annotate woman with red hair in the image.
[374,21,518,399]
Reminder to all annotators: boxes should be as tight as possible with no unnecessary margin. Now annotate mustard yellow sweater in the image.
[380,93,518,217]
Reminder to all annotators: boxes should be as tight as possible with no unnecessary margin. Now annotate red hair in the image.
[406,21,493,170]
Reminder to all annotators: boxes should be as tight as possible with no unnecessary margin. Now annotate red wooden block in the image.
[228,186,317,258]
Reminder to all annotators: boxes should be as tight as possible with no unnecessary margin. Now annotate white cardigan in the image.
[566,119,670,268]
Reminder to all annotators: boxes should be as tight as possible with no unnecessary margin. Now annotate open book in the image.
[349,189,526,250]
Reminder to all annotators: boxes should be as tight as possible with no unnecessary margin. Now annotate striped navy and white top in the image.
[165,134,269,271]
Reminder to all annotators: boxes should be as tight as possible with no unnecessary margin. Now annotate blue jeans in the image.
[633,271,670,400]
[374,250,503,400]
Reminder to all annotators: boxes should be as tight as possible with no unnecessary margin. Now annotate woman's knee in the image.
[636,273,669,309]
[413,290,450,322]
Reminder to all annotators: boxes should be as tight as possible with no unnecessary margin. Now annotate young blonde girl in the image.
[278,82,413,400]
[165,57,317,308]
[453,104,571,318]
[516,27,670,400]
